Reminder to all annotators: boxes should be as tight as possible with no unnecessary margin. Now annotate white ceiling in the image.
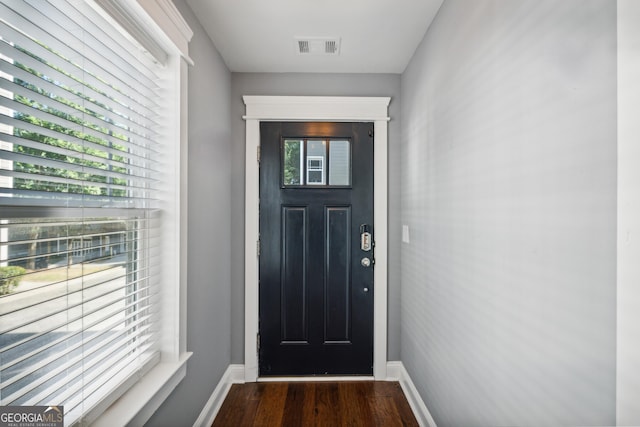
[184,0,444,73]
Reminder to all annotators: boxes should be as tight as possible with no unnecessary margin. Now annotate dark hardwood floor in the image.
[212,381,418,426]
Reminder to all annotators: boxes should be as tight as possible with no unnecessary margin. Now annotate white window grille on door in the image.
[307,156,325,185]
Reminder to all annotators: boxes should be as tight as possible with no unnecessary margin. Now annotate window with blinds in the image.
[0,0,167,424]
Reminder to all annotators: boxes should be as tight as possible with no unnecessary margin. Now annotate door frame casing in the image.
[243,96,390,381]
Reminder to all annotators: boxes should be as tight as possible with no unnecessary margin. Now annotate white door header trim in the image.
[243,96,390,122]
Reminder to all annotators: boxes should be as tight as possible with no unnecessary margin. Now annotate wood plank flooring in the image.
[212,381,418,426]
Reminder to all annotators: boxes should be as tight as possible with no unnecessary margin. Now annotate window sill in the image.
[91,352,192,427]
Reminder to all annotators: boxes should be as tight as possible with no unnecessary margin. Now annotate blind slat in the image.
[0,188,158,208]
[0,171,157,203]
[2,228,143,250]
[0,215,152,227]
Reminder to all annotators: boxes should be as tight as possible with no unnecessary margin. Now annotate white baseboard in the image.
[387,361,438,427]
[194,362,436,427]
[192,364,245,427]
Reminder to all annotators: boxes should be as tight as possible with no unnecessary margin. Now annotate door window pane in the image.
[329,140,351,185]
[283,140,303,185]
[306,140,326,185]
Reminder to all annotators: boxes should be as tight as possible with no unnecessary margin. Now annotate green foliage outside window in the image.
[0,266,26,295]
[283,140,301,185]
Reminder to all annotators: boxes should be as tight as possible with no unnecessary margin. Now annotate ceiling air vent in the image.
[325,40,338,54]
[295,37,341,55]
[298,40,310,54]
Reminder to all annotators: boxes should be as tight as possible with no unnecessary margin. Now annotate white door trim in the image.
[243,96,390,382]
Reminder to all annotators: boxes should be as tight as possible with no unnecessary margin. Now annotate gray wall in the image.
[230,73,402,362]
[145,1,232,425]
[400,1,617,426]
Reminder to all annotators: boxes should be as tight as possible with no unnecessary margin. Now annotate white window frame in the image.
[82,1,194,425]
[306,155,325,185]
[243,96,390,381]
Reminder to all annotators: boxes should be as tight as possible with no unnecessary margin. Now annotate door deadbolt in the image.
[361,257,371,267]
[360,224,372,251]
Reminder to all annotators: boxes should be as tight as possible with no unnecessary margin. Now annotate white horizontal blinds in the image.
[0,0,163,208]
[0,212,163,420]
[0,0,165,424]
[0,213,162,404]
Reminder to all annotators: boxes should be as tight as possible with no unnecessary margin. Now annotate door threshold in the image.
[257,375,375,383]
